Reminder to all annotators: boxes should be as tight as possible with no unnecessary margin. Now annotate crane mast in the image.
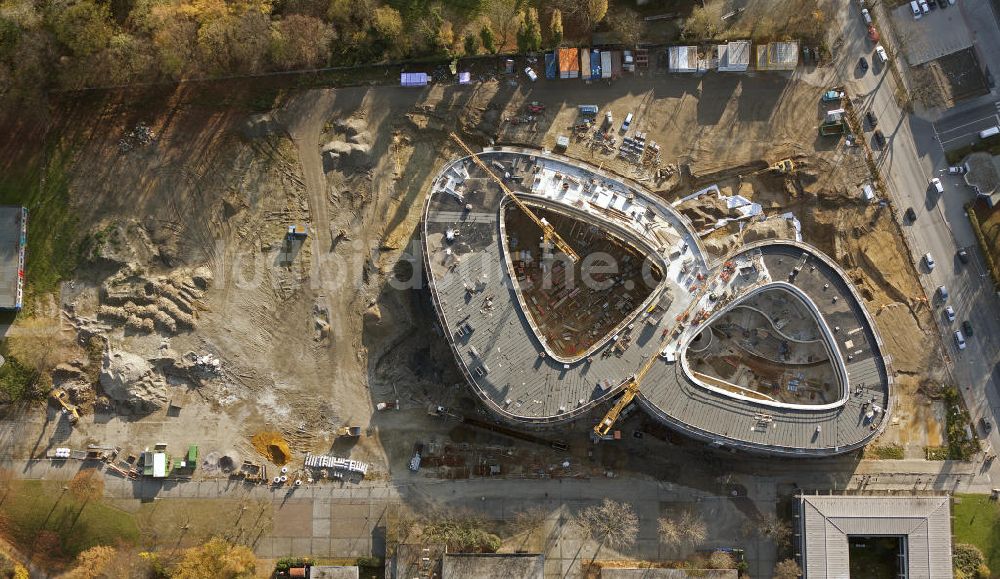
[593,269,723,438]
[449,132,580,263]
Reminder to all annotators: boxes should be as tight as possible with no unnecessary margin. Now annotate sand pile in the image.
[251,431,292,465]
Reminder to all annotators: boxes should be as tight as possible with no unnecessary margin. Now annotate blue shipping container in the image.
[544,53,556,79]
[590,49,601,79]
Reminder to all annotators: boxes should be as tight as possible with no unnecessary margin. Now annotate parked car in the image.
[937,285,949,300]
[948,165,966,174]
[924,252,936,270]
[930,177,944,193]
[954,330,966,350]
[621,112,634,133]
[868,25,880,42]
[982,417,993,434]
[861,7,872,23]
[865,110,878,128]
[910,0,922,17]
[858,56,869,71]
[524,67,538,82]
[526,101,545,113]
[957,248,970,264]
[962,320,974,337]
[905,207,917,222]
[873,129,886,149]
[822,89,845,102]
[919,0,930,13]
[945,305,956,322]
[875,45,888,64]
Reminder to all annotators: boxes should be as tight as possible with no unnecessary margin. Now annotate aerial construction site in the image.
[1,0,992,574]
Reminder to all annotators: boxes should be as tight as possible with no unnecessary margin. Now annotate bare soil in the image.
[0,64,942,474]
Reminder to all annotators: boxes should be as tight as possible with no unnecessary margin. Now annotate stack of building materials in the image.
[304,452,370,475]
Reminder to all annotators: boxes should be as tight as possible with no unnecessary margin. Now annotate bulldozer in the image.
[335,426,362,438]
[50,389,80,425]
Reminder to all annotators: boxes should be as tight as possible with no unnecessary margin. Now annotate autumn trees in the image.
[0,0,623,98]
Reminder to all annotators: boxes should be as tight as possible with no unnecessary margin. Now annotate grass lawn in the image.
[953,494,1000,573]
[0,144,80,306]
[0,480,138,563]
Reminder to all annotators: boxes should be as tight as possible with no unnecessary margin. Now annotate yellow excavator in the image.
[449,132,580,263]
[50,389,80,425]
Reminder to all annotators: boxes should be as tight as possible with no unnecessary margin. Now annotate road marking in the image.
[934,113,1000,136]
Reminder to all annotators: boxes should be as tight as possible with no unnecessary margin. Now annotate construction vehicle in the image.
[50,389,80,424]
[819,108,847,136]
[770,159,795,174]
[449,132,580,262]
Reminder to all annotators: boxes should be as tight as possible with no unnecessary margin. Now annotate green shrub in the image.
[954,543,990,578]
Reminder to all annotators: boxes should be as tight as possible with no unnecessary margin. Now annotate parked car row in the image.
[910,0,955,18]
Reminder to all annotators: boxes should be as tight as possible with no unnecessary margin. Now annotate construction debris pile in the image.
[100,349,168,411]
[97,265,212,335]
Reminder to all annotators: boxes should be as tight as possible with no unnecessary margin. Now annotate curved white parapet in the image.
[422,147,892,455]
[679,281,850,412]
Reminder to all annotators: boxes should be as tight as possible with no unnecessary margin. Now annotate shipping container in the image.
[400,72,428,87]
[611,50,623,77]
[600,51,612,79]
[558,48,579,78]
[580,49,592,80]
[591,49,602,79]
[544,52,556,79]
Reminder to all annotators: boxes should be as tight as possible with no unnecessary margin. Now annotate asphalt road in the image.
[933,100,1000,149]
[845,0,1000,475]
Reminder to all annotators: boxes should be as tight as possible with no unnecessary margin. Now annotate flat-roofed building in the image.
[964,151,1000,205]
[756,41,799,70]
[442,553,544,579]
[0,206,27,311]
[798,494,953,578]
[669,46,699,72]
[717,40,751,72]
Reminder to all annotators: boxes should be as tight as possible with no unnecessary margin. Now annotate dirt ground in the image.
[0,59,946,480]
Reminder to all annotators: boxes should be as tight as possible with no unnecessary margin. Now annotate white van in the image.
[910,0,922,17]
[980,126,1000,139]
[875,45,888,64]
[954,330,967,350]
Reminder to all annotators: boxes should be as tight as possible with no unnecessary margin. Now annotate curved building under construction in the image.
[421,146,892,457]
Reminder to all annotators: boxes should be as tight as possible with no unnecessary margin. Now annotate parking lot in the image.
[890,2,973,65]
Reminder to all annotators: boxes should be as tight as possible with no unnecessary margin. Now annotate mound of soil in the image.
[251,431,292,465]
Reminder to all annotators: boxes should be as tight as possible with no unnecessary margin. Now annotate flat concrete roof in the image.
[308,566,358,579]
[964,152,1000,199]
[422,149,891,456]
[799,494,952,579]
[442,553,544,578]
[0,206,25,310]
[602,570,737,579]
